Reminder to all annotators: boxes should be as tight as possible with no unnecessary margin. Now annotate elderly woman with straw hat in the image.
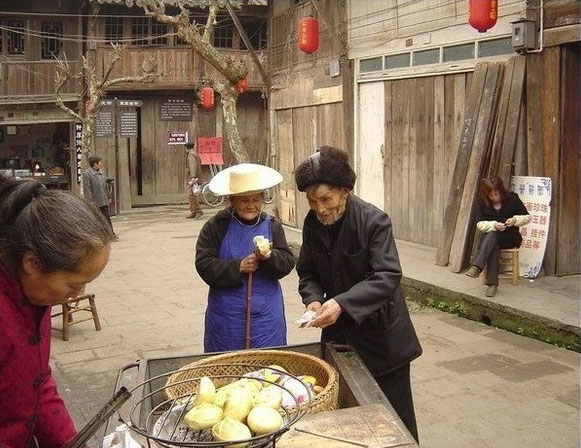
[195,164,295,352]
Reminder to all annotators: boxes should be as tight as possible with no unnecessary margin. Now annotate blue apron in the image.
[204,215,287,352]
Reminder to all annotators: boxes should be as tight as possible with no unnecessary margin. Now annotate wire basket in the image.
[165,350,339,414]
[124,363,311,448]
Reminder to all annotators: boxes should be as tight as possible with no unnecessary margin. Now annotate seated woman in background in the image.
[465,175,531,297]
[195,164,295,352]
[0,175,114,448]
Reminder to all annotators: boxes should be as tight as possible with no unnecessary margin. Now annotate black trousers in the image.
[99,205,114,232]
[376,363,419,443]
[473,232,500,285]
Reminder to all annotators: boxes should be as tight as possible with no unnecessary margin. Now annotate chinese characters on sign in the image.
[510,176,552,278]
[160,98,193,121]
[197,137,224,165]
[74,123,83,183]
[167,132,189,145]
[119,111,138,137]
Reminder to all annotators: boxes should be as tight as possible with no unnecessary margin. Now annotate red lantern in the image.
[468,0,498,33]
[298,16,319,54]
[201,86,214,110]
[236,78,247,93]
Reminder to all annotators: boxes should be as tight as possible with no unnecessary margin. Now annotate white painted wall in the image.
[357,81,385,210]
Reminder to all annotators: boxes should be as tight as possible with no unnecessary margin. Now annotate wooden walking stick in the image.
[245,271,253,349]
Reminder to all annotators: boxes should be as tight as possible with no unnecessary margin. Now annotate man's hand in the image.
[239,253,259,273]
[306,301,322,313]
[310,299,342,329]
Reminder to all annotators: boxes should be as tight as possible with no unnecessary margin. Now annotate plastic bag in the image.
[192,182,202,196]
[102,424,142,448]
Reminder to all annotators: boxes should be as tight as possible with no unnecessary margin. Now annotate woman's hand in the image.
[239,253,259,273]
[505,217,517,227]
[310,299,342,329]
[494,221,506,232]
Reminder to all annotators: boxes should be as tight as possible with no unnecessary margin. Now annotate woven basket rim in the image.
[164,349,339,413]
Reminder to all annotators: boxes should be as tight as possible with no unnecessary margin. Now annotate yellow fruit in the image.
[223,388,254,421]
[254,386,282,410]
[212,417,252,448]
[247,405,283,435]
[183,403,223,431]
[194,376,216,406]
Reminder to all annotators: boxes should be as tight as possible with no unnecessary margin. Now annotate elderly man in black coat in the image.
[295,146,422,442]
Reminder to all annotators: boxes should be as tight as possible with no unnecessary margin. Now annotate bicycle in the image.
[199,164,225,208]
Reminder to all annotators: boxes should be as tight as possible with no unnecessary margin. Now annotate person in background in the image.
[0,175,114,448]
[185,141,203,219]
[82,155,117,239]
[195,164,295,352]
[294,146,422,442]
[465,175,531,297]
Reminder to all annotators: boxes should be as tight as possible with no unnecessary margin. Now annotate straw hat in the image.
[208,163,283,196]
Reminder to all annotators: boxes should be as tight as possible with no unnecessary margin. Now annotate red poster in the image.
[197,137,224,165]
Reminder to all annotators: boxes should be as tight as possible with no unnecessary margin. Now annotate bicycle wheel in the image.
[264,187,275,204]
[201,183,225,208]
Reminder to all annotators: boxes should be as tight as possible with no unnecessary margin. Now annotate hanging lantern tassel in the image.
[298,16,319,54]
[236,78,247,93]
[468,0,498,33]
[201,86,215,110]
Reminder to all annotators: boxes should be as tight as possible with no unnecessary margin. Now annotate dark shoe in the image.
[185,213,196,219]
[194,211,204,218]
[485,285,497,297]
[465,266,482,278]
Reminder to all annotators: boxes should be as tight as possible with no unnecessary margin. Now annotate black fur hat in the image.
[295,146,356,192]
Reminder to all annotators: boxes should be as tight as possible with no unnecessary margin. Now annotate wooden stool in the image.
[482,248,520,286]
[499,248,520,285]
[52,294,101,341]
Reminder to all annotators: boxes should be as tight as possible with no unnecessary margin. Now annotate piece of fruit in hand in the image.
[253,235,272,258]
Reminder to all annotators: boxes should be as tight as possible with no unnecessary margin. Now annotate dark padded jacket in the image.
[296,195,422,377]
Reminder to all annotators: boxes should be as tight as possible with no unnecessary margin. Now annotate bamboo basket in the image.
[165,349,339,414]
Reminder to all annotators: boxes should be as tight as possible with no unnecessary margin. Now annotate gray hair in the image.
[0,176,113,274]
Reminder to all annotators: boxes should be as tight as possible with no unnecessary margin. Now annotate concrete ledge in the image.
[402,276,581,352]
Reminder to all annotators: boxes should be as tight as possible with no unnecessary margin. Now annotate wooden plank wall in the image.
[276,109,296,227]
[557,44,581,275]
[380,73,466,246]
[275,102,344,228]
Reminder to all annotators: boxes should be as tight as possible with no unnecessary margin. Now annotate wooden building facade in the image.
[0,0,83,192]
[268,0,349,227]
[270,0,579,276]
[90,0,269,208]
[1,0,269,209]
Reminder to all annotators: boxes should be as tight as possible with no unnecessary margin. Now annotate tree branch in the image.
[55,55,84,122]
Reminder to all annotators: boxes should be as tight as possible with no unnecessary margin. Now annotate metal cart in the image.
[102,343,418,448]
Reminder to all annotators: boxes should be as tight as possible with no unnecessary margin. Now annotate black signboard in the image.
[160,98,193,121]
[74,123,83,183]
[119,111,138,137]
[95,111,114,137]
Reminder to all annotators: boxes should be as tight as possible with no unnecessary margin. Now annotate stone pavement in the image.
[49,205,580,448]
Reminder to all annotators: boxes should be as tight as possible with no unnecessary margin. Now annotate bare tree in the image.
[142,0,251,163]
[55,44,161,167]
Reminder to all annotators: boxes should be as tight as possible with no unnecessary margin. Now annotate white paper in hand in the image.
[295,309,317,328]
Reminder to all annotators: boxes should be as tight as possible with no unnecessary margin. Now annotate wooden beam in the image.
[497,56,526,183]
[435,63,488,266]
[449,63,503,273]
[225,0,271,93]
